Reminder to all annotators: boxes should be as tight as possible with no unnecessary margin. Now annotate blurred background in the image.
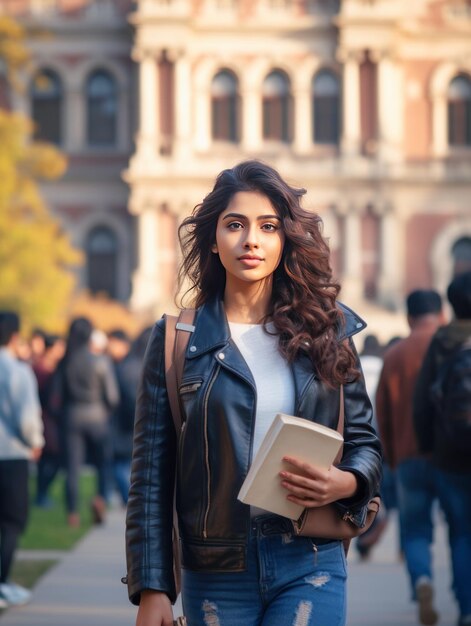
[0,0,470,342]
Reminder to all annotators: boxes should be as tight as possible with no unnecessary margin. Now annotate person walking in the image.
[33,333,65,508]
[0,311,44,607]
[52,317,119,527]
[375,290,445,625]
[355,334,389,560]
[414,272,471,626]
[125,160,382,626]
[111,327,152,506]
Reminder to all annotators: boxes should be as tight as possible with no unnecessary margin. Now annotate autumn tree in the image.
[0,16,81,334]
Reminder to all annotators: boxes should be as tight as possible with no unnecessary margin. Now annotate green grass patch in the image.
[20,472,96,551]
[10,559,58,590]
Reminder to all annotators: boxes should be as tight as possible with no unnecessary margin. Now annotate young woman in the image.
[125,161,382,626]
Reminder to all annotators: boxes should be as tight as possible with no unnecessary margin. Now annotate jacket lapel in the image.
[186,299,255,389]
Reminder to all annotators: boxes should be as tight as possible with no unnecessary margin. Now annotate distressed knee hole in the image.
[202,599,220,626]
[306,572,331,588]
[293,600,313,626]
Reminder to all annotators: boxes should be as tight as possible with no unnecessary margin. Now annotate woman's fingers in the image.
[280,456,333,504]
[280,478,328,502]
[282,456,328,479]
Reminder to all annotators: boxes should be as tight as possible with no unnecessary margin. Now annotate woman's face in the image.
[213,191,285,289]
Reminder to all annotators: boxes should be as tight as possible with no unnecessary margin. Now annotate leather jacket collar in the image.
[185,298,367,361]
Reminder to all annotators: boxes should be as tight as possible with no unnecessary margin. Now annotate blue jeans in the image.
[435,469,471,616]
[396,458,437,595]
[182,515,347,626]
[113,459,131,505]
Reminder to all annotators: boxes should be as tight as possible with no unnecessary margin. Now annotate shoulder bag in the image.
[291,385,381,542]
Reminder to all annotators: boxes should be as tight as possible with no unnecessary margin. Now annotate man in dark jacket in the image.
[376,290,444,626]
[414,271,471,626]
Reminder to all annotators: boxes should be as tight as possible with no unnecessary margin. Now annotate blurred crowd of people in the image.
[0,312,152,608]
[0,271,470,623]
[355,270,471,626]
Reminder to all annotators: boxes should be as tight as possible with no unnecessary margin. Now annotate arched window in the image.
[211,70,239,142]
[262,70,292,142]
[452,237,471,276]
[87,70,118,147]
[448,74,471,147]
[86,226,118,298]
[312,70,340,145]
[31,69,62,144]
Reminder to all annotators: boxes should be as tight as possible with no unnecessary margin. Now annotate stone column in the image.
[194,79,211,152]
[173,50,192,159]
[339,204,363,303]
[377,205,403,309]
[432,93,448,158]
[293,86,312,154]
[131,202,161,311]
[375,51,402,162]
[339,50,362,157]
[242,87,262,152]
[135,49,160,162]
[66,87,83,152]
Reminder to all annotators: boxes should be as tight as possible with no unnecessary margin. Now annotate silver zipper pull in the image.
[342,510,355,523]
[312,542,318,565]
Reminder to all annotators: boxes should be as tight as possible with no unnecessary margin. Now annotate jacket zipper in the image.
[202,364,220,539]
[178,420,187,472]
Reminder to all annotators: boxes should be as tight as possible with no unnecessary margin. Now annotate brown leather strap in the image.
[164,308,196,601]
[164,308,196,433]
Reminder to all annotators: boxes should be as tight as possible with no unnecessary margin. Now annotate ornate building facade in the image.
[3,0,471,338]
[127,0,471,338]
[1,0,136,302]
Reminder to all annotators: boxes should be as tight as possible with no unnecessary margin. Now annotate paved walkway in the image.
[0,508,458,626]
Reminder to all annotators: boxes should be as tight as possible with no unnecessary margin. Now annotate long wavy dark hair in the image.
[178,160,358,386]
[63,316,93,362]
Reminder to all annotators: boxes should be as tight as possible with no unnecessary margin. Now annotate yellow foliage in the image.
[0,16,31,89]
[0,109,81,335]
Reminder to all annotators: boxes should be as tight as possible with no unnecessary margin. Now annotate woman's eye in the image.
[262,223,278,232]
[228,222,243,230]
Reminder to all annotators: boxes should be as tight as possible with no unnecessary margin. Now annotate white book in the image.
[238,413,344,520]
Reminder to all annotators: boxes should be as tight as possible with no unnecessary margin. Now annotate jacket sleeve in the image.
[413,339,437,453]
[336,341,383,522]
[98,355,120,410]
[16,363,44,450]
[125,320,177,605]
[375,360,395,468]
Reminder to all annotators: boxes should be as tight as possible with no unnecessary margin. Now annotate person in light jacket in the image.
[0,311,44,608]
[125,161,382,626]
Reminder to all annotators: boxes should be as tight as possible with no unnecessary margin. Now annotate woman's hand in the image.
[136,590,174,626]
[279,456,358,508]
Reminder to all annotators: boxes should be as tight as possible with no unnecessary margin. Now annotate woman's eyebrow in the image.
[222,213,281,221]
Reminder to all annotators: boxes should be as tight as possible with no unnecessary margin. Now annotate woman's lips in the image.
[238,256,263,268]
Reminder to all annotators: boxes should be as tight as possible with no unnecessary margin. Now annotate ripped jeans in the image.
[181,514,347,626]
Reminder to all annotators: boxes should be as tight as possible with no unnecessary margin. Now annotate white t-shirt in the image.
[229,322,295,516]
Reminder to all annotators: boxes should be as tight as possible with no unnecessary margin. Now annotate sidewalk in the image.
[0,507,457,626]
[0,508,140,626]
[348,509,457,626]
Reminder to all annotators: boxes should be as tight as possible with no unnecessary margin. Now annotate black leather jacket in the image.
[125,299,382,605]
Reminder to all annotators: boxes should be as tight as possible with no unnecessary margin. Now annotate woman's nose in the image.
[243,224,260,248]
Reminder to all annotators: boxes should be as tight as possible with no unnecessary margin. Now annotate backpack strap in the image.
[163,308,196,603]
[164,308,196,433]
